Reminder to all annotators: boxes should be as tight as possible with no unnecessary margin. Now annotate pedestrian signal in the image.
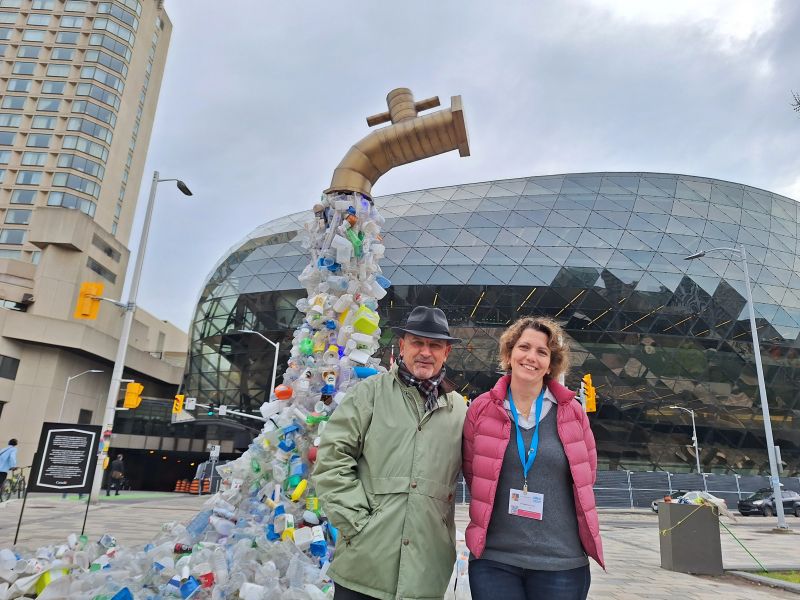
[123,382,143,409]
[172,394,185,414]
[74,282,104,320]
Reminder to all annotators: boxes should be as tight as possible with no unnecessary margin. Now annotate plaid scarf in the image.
[396,357,446,414]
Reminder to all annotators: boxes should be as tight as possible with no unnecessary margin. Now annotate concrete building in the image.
[0,0,187,471]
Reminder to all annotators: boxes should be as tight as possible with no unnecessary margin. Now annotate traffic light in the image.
[74,282,104,320]
[123,382,144,409]
[582,374,597,413]
[172,394,185,414]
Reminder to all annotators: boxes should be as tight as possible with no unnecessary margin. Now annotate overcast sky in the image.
[132,0,800,331]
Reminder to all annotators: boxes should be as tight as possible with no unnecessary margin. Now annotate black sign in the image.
[28,422,102,493]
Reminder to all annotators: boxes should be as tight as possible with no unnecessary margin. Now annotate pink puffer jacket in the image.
[462,375,605,568]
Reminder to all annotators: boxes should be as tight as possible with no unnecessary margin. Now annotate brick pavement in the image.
[0,495,798,599]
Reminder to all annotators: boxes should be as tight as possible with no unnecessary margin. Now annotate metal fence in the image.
[455,471,800,509]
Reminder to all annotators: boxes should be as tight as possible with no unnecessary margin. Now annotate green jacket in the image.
[313,366,467,600]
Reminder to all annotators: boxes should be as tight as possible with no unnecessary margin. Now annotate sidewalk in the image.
[0,495,797,599]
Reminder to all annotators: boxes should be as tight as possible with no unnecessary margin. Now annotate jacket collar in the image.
[488,373,575,406]
[390,364,456,406]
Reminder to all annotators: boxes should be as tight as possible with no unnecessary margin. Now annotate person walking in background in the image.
[314,306,466,600]
[0,439,18,489]
[107,454,125,496]
[463,316,604,600]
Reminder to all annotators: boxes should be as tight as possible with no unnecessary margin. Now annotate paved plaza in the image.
[0,494,797,599]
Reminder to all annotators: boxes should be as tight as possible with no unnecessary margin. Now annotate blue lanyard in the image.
[508,387,545,492]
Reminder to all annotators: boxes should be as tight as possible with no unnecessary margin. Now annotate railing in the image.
[455,471,800,508]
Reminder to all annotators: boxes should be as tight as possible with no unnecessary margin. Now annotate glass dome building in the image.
[187,172,800,475]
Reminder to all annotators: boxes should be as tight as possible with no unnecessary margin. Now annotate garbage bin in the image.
[658,502,723,575]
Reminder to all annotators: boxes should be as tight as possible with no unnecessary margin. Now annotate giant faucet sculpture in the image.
[3,90,470,599]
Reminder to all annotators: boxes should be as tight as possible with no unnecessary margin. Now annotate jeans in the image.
[469,559,590,600]
[332,583,379,600]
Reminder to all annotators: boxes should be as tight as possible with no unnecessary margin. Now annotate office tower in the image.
[0,0,187,469]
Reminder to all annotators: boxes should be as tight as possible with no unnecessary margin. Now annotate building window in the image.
[17,45,41,58]
[5,209,31,225]
[30,250,40,264]
[12,62,35,75]
[31,115,56,129]
[16,170,42,185]
[27,13,51,26]
[0,1,22,8]
[0,113,22,127]
[21,152,47,166]
[75,83,120,110]
[0,131,15,146]
[55,31,79,44]
[98,2,139,30]
[84,49,128,77]
[111,221,117,235]
[65,0,87,11]
[0,150,9,164]
[77,409,92,424]
[0,229,26,245]
[62,135,109,162]
[72,100,116,126]
[60,16,83,28]
[0,249,21,260]
[80,66,124,93]
[93,18,135,45]
[53,172,100,198]
[31,0,56,9]
[67,117,112,144]
[1,97,25,110]
[22,30,46,42]
[26,133,51,148]
[10,190,35,204]
[0,169,4,183]
[8,79,32,93]
[51,47,75,61]
[0,355,20,380]
[36,98,61,112]
[47,191,96,217]
[46,64,70,77]
[87,257,116,283]
[58,152,105,179]
[0,27,11,40]
[0,44,7,56]
[91,233,121,262]
[0,11,16,24]
[88,33,131,62]
[41,81,66,95]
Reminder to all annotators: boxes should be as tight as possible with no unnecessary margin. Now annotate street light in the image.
[669,405,701,474]
[685,245,788,529]
[236,329,280,401]
[58,369,104,422]
[88,171,192,503]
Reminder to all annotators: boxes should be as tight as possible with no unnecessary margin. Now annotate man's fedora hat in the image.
[391,306,461,343]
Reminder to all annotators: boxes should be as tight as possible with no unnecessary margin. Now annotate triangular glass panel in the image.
[508,227,543,245]
[625,213,661,232]
[634,196,668,214]
[772,199,797,221]
[563,175,603,193]
[393,190,425,203]
[602,175,639,194]
[403,214,435,228]
[388,217,422,232]
[711,184,743,208]
[450,197,484,213]
[417,230,455,247]
[737,227,766,247]
[390,230,423,246]
[743,189,771,213]
[522,180,559,196]
[532,245,572,265]
[492,245,530,263]
[465,213,499,228]
[768,233,794,254]
[402,249,437,266]
[755,266,783,287]
[750,303,778,322]
[530,176,565,193]
[701,221,736,242]
[588,211,629,230]
[468,266,505,285]
[457,245,490,263]
[476,198,509,212]
[277,273,301,290]
[596,194,636,211]
[665,217,696,236]
[707,204,740,225]
[384,247,410,264]
[449,186,483,201]
[522,247,560,266]
[637,212,671,231]
[460,182,492,197]
[760,284,787,304]
[576,229,612,248]
[618,231,656,251]
[675,179,712,201]
[480,209,511,226]
[440,247,474,266]
[492,229,526,246]
[638,177,676,197]
[552,209,590,227]
[743,209,770,231]
[509,267,543,286]
[441,265,477,284]
[470,228,500,245]
[769,218,795,238]
[255,272,286,290]
[392,266,425,285]
[565,248,602,268]
[691,275,720,296]
[672,199,709,220]
[535,229,572,247]
[402,204,434,217]
[650,271,684,291]
[483,247,519,266]
[606,250,641,270]
[548,227,582,245]
[453,229,483,246]
[428,186,457,201]
[424,215,460,230]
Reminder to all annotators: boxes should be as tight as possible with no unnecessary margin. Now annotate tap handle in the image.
[366,93,442,127]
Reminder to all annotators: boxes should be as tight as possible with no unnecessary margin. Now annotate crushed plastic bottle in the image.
[0,192,388,598]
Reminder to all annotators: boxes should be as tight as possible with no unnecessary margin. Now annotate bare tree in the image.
[793,91,800,112]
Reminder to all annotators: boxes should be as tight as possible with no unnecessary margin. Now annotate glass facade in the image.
[187,173,800,475]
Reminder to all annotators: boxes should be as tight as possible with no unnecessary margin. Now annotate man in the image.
[0,439,17,489]
[315,306,466,600]
[107,454,125,496]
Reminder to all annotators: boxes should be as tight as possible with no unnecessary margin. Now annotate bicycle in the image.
[1,466,28,502]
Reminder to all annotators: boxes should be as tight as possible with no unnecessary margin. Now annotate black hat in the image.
[391,306,461,343]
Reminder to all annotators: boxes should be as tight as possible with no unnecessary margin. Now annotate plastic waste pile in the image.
[0,192,389,599]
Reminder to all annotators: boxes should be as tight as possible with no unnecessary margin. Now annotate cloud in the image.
[133,0,800,330]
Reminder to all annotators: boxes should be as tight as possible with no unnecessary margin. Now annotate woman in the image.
[463,316,604,600]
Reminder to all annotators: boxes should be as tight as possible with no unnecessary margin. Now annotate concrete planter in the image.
[658,502,723,575]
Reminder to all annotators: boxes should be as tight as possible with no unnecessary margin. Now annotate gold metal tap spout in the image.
[325,88,470,198]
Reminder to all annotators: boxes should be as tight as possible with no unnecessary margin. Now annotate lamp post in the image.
[669,405,701,474]
[58,369,104,422]
[685,245,788,529]
[236,329,280,401]
[88,171,192,503]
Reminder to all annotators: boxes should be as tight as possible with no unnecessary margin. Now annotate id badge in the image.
[508,487,544,520]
